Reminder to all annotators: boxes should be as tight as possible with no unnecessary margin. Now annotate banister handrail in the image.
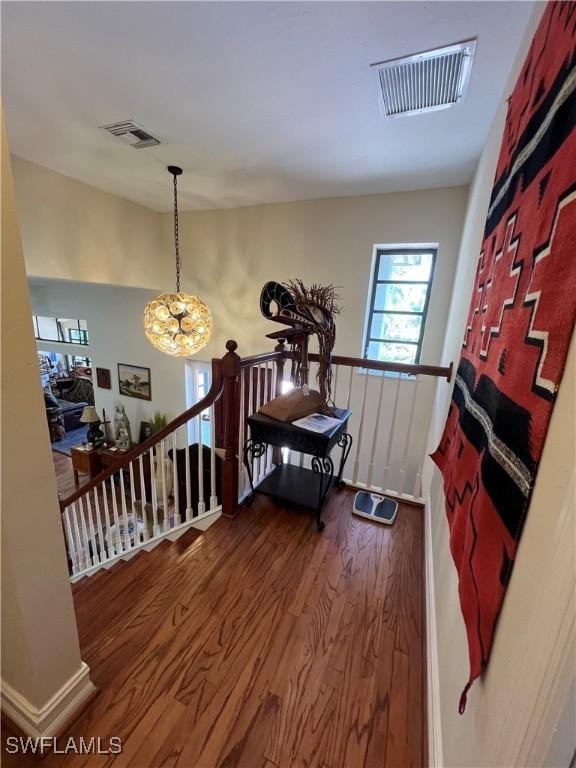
[59,359,225,510]
[285,351,453,382]
[239,350,283,368]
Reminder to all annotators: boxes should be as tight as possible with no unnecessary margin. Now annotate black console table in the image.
[243,407,352,531]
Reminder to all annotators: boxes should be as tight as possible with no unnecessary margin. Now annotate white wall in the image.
[29,278,188,438]
[423,4,576,765]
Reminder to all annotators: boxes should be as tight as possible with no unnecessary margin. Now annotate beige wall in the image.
[423,4,576,765]
[1,118,93,730]
[10,156,470,503]
[14,153,467,365]
[168,188,467,361]
[12,155,166,289]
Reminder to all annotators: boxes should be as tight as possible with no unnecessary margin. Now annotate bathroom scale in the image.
[352,491,398,525]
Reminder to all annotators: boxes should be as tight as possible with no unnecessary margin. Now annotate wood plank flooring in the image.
[53,449,85,498]
[2,488,425,768]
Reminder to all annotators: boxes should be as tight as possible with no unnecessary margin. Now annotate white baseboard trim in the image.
[425,496,444,767]
[1,662,96,738]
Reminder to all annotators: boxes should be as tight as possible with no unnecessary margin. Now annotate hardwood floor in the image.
[2,489,425,768]
[52,449,84,498]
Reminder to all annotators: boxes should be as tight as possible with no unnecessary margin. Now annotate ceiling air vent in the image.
[372,40,476,118]
[100,119,161,148]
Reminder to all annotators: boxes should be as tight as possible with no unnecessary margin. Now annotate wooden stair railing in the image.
[235,346,452,505]
[59,335,453,579]
[59,341,241,578]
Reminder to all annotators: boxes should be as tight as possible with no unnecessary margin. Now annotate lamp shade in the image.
[144,292,212,357]
[80,406,100,424]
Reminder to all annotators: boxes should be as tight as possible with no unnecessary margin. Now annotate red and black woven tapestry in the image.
[431,2,576,713]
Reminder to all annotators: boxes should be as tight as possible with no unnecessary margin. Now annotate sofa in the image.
[47,377,95,433]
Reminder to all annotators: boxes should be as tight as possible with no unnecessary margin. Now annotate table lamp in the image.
[80,406,104,446]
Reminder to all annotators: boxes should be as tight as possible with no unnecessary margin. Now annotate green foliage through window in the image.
[363,249,436,365]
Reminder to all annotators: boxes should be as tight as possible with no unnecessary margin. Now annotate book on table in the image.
[291,413,343,434]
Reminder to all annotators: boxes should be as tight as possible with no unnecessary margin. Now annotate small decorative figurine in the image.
[114,403,132,450]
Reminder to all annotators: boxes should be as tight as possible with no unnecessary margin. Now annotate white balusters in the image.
[381,373,402,494]
[184,432,192,521]
[149,447,160,536]
[138,455,149,541]
[102,480,114,556]
[346,366,354,409]
[129,461,141,546]
[367,372,386,489]
[352,369,370,484]
[400,375,420,496]
[70,502,85,572]
[78,498,93,569]
[159,440,169,532]
[85,494,99,565]
[172,432,180,525]
[110,476,123,554]
[63,506,78,575]
[197,415,206,515]
[271,359,278,404]
[93,488,106,563]
[119,468,132,550]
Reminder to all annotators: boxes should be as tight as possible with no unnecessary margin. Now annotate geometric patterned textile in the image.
[431,2,576,712]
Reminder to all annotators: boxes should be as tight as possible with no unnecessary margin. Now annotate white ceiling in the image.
[2,1,536,212]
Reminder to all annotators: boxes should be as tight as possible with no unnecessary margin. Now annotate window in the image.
[363,247,436,365]
[33,315,89,346]
[185,361,212,445]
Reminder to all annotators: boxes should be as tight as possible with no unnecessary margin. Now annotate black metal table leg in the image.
[243,438,266,503]
[311,455,334,531]
[336,432,353,487]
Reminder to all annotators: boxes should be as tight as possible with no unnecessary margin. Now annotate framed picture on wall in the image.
[139,421,153,442]
[96,367,112,389]
[117,364,151,401]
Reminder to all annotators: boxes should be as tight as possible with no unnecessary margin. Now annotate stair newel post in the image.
[274,339,286,397]
[221,340,241,517]
[272,339,286,465]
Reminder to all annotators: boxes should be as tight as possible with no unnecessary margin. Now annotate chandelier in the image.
[144,166,212,357]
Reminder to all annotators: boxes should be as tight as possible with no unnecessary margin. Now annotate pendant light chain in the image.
[143,164,212,357]
[173,171,181,294]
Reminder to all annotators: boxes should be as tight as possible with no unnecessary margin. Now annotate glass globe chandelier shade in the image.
[144,165,212,357]
[144,292,212,357]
